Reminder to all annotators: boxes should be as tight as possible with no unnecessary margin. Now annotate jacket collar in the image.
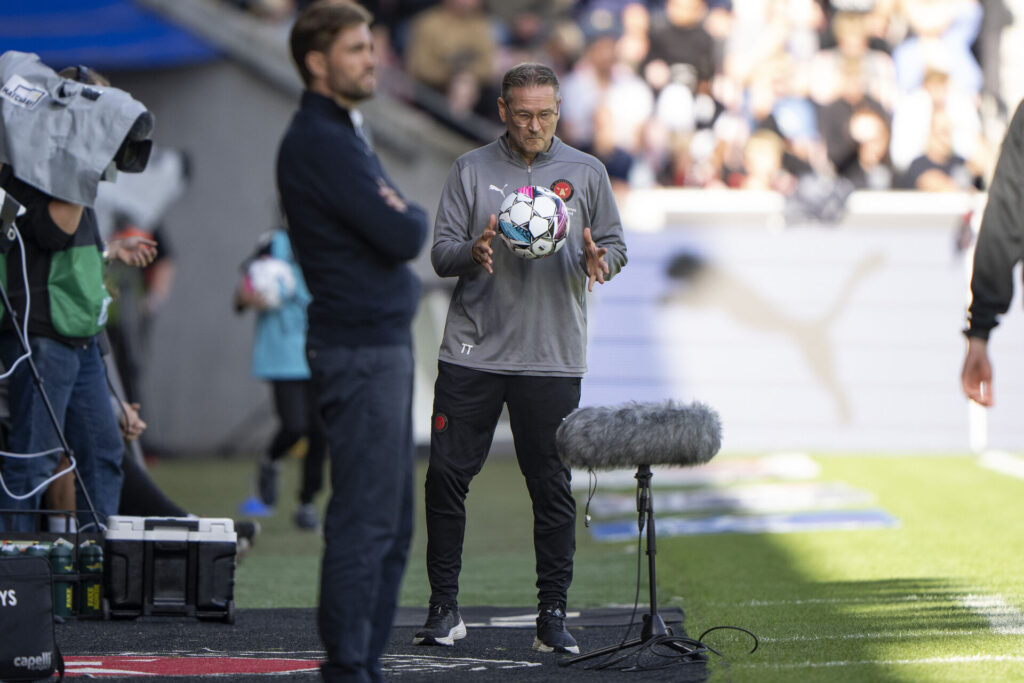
[498,133,563,167]
[301,90,356,131]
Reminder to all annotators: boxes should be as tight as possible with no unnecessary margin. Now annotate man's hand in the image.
[378,179,408,213]
[961,336,993,406]
[235,283,271,311]
[583,227,609,292]
[118,401,147,441]
[473,214,497,274]
[108,235,158,268]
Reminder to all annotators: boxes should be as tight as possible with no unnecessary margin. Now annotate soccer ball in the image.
[496,186,570,259]
[246,256,296,308]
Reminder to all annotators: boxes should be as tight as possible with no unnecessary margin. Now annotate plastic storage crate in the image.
[103,516,236,623]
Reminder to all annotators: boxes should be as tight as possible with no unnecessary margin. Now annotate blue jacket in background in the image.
[250,229,311,380]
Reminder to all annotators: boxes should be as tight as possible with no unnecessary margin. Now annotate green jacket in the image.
[0,174,112,346]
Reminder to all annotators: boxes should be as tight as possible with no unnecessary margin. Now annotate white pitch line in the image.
[961,594,1024,635]
[761,629,990,643]
[708,593,1024,608]
[719,596,925,607]
[736,654,1024,669]
[978,450,1024,480]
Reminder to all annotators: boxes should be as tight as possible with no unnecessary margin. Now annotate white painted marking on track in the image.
[466,610,580,628]
[380,653,541,674]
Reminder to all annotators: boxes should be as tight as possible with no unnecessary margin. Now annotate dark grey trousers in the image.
[310,344,414,683]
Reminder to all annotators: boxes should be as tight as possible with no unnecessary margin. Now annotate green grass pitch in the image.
[147,450,1024,682]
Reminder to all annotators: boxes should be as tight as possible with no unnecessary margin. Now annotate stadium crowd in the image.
[222,0,1009,197]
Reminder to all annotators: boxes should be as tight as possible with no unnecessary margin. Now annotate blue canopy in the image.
[0,0,218,71]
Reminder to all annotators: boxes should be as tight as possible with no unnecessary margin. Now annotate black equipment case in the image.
[103,516,236,623]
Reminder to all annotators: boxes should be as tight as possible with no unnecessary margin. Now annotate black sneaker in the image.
[293,503,319,531]
[533,604,579,654]
[412,603,466,646]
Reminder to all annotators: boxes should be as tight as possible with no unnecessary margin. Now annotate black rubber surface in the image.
[56,606,709,681]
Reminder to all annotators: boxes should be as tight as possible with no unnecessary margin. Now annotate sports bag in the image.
[0,555,64,681]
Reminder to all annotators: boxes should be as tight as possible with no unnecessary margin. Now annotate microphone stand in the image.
[563,463,700,666]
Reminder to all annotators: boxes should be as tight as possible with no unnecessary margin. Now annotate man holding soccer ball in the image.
[417,62,628,654]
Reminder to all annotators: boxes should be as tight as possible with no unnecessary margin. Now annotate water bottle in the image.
[23,541,50,559]
[49,539,75,617]
[78,540,103,618]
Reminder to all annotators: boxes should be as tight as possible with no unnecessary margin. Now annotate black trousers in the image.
[268,379,327,504]
[424,361,580,610]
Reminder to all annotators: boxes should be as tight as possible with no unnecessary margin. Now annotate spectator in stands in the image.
[643,0,716,100]
[817,57,889,174]
[840,105,895,190]
[535,19,587,76]
[860,0,902,52]
[961,100,1024,407]
[629,117,674,188]
[404,0,499,122]
[234,228,326,531]
[730,128,799,192]
[890,65,985,175]
[483,0,574,56]
[899,108,975,190]
[277,4,428,680]
[583,104,635,196]
[811,10,898,113]
[892,0,983,97]
[745,55,819,178]
[616,2,652,71]
[559,12,653,153]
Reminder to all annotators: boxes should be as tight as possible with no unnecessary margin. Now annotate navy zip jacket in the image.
[276,92,428,349]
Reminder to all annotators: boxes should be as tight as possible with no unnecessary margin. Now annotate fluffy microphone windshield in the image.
[555,400,722,470]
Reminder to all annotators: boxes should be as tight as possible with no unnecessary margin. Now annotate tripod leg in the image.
[562,637,645,666]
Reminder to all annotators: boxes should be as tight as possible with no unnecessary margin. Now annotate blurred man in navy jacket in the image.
[276,3,428,681]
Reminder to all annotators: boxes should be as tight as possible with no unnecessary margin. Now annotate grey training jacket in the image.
[431,134,627,376]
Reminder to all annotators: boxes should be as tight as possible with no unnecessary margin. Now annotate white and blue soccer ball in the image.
[496,186,570,259]
[246,256,296,308]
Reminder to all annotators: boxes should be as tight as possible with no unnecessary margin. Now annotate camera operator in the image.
[0,65,156,532]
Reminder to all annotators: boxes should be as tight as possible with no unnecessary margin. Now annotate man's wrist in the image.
[963,328,991,342]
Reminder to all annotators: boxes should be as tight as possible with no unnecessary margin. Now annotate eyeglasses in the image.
[503,102,559,128]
